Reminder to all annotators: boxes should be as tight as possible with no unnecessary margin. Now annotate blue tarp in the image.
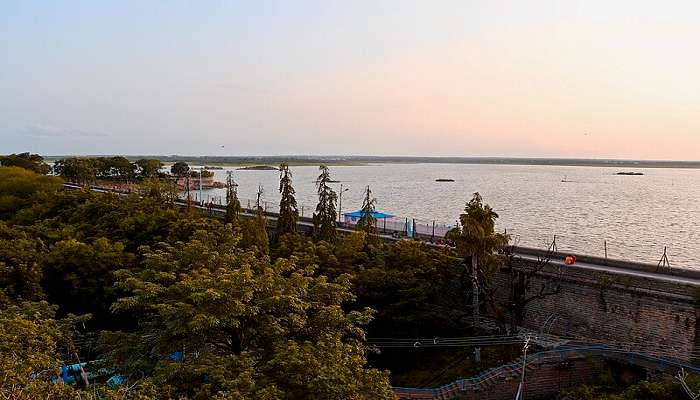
[343,210,395,219]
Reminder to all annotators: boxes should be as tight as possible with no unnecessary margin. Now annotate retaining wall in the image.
[492,256,700,363]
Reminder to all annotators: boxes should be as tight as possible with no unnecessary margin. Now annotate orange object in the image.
[564,255,576,265]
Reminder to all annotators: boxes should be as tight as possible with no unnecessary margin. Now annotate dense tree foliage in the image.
[43,238,135,328]
[446,192,508,276]
[313,165,337,242]
[1,163,680,399]
[0,166,397,398]
[564,374,700,400]
[53,156,166,184]
[141,177,179,202]
[135,159,164,179]
[225,172,241,225]
[240,185,269,254]
[0,302,75,385]
[0,167,62,219]
[0,152,51,174]
[0,222,47,303]
[104,228,393,399]
[170,161,190,178]
[94,157,136,182]
[53,157,98,184]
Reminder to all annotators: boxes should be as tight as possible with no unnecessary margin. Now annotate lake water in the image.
[191,163,700,269]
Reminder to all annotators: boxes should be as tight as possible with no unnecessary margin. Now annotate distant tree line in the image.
[51,156,165,184]
[0,152,51,174]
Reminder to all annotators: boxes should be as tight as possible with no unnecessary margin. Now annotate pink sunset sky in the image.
[2,1,700,159]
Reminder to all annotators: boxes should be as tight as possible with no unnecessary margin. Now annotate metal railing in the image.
[393,344,700,400]
[182,191,457,240]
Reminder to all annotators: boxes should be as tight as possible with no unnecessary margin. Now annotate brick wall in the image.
[491,257,699,363]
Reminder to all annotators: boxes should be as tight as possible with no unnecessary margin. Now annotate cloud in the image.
[21,123,111,138]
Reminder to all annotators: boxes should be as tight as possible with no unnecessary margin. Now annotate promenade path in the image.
[517,253,700,286]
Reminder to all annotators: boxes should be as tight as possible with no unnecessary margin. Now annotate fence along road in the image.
[63,183,700,287]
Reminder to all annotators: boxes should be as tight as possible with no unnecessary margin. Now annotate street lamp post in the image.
[338,183,349,223]
[199,167,204,205]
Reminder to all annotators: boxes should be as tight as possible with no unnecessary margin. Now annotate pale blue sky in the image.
[2,1,700,158]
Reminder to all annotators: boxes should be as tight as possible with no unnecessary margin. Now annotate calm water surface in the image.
[192,164,700,269]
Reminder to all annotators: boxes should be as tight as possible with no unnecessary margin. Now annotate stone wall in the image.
[492,257,700,363]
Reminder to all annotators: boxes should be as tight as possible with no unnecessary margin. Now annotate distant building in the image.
[175,173,224,190]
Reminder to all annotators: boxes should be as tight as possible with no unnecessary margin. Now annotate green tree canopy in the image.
[313,165,338,242]
[0,301,86,387]
[43,238,135,328]
[0,153,50,174]
[52,157,97,185]
[0,223,47,303]
[446,192,509,276]
[170,161,190,177]
[105,228,393,399]
[240,185,269,254]
[94,157,136,182]
[0,167,62,220]
[225,172,241,226]
[141,177,178,202]
[135,159,164,179]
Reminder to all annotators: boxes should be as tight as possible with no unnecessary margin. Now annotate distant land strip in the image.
[44,155,700,169]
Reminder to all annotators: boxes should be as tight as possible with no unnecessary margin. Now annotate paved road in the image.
[515,252,700,286]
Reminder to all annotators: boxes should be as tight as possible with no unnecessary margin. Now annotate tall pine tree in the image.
[313,165,338,242]
[276,163,298,237]
[225,171,241,225]
[357,185,377,235]
[240,185,269,254]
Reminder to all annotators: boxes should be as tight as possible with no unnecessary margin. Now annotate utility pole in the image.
[198,167,204,206]
[471,254,481,363]
[515,335,532,400]
[338,183,349,223]
[471,255,479,328]
[185,175,192,210]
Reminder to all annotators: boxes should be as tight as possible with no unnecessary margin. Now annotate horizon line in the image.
[40,154,700,163]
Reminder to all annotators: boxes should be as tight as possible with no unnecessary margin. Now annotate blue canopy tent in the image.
[342,210,395,219]
[342,210,396,234]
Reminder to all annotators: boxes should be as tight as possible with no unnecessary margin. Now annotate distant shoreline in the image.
[43,155,700,169]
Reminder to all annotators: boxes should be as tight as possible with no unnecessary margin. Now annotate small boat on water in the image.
[435,178,455,182]
[616,172,644,176]
[237,165,278,171]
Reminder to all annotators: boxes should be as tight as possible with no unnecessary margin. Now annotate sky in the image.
[2,1,700,159]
